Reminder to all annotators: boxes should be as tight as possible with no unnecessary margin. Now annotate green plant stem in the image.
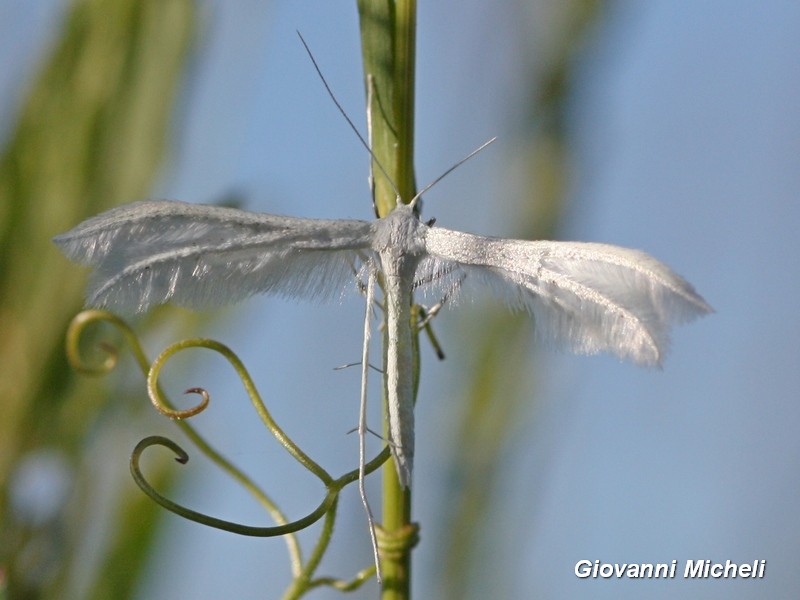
[357,0,417,215]
[357,1,417,598]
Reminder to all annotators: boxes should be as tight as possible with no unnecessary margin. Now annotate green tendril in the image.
[66,309,151,375]
[130,436,339,536]
[307,566,377,592]
[375,522,420,561]
[66,309,394,595]
[146,338,335,482]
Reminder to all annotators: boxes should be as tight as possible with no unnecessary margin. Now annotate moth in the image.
[54,36,712,581]
[54,195,713,488]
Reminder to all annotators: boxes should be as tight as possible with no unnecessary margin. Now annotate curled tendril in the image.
[131,435,391,538]
[135,339,392,531]
[376,522,420,561]
[67,309,395,594]
[146,338,328,480]
[66,309,151,375]
[131,436,340,536]
[147,344,211,419]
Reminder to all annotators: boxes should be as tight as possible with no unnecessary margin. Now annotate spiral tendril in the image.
[66,309,149,374]
[66,309,392,595]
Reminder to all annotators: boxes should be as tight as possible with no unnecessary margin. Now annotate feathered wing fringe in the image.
[423,229,712,367]
[54,200,375,312]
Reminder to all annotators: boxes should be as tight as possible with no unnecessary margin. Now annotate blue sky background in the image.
[4,1,800,598]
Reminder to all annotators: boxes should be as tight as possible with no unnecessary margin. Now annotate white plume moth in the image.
[54,196,712,483]
[53,38,712,581]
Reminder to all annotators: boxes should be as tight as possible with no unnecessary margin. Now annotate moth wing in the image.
[423,226,712,366]
[55,200,375,313]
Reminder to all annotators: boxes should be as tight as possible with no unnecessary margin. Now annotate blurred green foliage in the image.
[0,0,194,597]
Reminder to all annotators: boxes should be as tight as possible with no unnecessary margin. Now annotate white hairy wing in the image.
[423,226,713,366]
[54,200,375,313]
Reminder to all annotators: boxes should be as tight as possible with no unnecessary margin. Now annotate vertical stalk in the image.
[356,1,417,598]
[357,0,416,215]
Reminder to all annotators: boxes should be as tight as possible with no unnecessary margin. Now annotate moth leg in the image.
[334,361,384,373]
[346,424,396,448]
[413,272,466,360]
[412,262,459,289]
[416,271,465,329]
[357,260,382,581]
[412,306,444,360]
[353,261,387,316]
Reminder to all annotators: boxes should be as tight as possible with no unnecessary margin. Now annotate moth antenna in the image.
[296,32,402,205]
[297,32,493,213]
[365,74,394,216]
[409,136,497,206]
[365,74,377,215]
